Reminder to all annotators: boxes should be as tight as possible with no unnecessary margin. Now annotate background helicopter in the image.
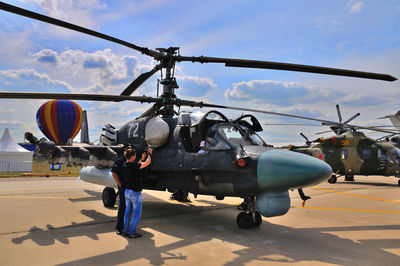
[0,2,397,228]
[288,105,400,186]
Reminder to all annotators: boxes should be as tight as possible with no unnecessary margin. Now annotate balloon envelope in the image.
[36,100,83,144]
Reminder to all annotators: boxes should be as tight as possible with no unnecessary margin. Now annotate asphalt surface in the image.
[0,175,399,265]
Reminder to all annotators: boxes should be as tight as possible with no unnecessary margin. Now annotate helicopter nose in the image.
[257,149,332,191]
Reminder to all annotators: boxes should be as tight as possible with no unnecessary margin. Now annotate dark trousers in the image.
[116,187,126,231]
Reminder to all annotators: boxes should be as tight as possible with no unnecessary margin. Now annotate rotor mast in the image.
[156,47,180,118]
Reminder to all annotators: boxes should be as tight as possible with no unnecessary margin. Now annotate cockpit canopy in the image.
[177,110,267,152]
[207,123,267,150]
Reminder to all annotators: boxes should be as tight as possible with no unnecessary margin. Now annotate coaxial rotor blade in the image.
[0,2,159,57]
[0,92,160,103]
[178,56,397,81]
[138,105,157,118]
[121,65,161,96]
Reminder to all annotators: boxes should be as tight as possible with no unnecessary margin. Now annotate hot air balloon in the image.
[36,100,83,144]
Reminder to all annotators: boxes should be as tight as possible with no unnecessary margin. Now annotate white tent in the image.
[0,128,33,172]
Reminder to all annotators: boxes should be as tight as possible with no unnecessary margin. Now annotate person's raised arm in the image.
[139,148,152,169]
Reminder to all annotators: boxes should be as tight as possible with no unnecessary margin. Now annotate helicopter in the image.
[374,111,400,147]
[0,2,397,229]
[298,131,400,186]
[288,105,400,186]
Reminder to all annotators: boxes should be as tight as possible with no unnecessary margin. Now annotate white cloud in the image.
[0,99,45,142]
[346,1,364,14]
[31,48,154,94]
[20,0,106,28]
[223,80,340,106]
[176,75,218,99]
[0,68,72,91]
[0,31,34,67]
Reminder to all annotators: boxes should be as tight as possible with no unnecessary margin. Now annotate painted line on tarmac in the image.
[0,195,98,200]
[312,187,400,203]
[0,186,87,191]
[296,206,400,214]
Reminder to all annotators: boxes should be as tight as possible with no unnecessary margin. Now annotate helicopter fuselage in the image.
[311,131,400,177]
[79,112,332,221]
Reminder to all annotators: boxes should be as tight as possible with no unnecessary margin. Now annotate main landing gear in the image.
[327,174,355,184]
[102,187,116,207]
[236,196,262,229]
[170,190,191,202]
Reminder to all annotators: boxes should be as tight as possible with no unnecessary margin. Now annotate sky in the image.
[0,0,399,146]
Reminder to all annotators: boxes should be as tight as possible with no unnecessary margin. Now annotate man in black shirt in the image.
[122,147,152,238]
[111,145,131,235]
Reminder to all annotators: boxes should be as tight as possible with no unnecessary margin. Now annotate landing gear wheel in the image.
[237,201,248,211]
[236,212,253,229]
[345,175,354,181]
[328,175,337,184]
[253,211,262,227]
[102,187,116,207]
[170,190,191,202]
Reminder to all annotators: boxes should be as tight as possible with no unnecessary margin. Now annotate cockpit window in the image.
[217,124,253,147]
[241,127,267,146]
[389,148,400,159]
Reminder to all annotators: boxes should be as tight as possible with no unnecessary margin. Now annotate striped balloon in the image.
[36,100,83,144]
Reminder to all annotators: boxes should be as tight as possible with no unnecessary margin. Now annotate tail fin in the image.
[379,111,400,129]
[80,110,90,144]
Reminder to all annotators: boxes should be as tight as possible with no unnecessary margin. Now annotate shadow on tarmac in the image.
[10,197,400,265]
[68,189,103,203]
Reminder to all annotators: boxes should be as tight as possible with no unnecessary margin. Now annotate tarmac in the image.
[0,175,399,265]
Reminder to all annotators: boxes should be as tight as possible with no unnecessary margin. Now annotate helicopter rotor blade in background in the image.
[343,112,360,125]
[121,65,161,96]
[196,101,400,134]
[300,132,312,145]
[315,129,334,135]
[178,56,397,82]
[336,104,343,124]
[0,92,160,103]
[264,123,323,126]
[0,2,160,58]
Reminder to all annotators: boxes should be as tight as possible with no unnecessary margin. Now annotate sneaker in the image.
[116,230,123,236]
[128,233,142,238]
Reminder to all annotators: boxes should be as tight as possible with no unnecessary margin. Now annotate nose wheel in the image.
[236,196,262,229]
[328,175,337,184]
[236,211,262,229]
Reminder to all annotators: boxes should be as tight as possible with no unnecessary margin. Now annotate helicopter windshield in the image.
[216,124,254,147]
[241,127,267,146]
[389,147,400,166]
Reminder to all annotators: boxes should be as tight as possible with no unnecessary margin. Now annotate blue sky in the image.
[0,0,399,145]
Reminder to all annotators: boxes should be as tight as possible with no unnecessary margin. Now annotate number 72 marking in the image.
[128,123,139,138]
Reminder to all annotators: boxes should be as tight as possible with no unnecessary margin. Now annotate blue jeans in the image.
[124,189,142,235]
